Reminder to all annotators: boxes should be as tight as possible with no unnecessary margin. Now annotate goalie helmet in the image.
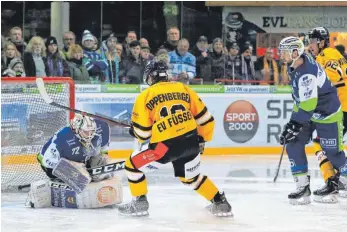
[70,114,97,148]
[278,36,305,63]
[143,60,168,86]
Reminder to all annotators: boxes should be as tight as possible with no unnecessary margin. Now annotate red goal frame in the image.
[1,77,75,120]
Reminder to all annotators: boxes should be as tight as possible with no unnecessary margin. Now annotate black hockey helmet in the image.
[307,27,330,44]
[143,60,168,86]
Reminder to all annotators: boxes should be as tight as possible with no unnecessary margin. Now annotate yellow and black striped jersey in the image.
[316,47,347,111]
[131,82,215,143]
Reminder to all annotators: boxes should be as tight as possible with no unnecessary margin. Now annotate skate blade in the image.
[339,191,347,198]
[118,210,149,217]
[214,212,234,218]
[289,196,311,205]
[313,194,338,204]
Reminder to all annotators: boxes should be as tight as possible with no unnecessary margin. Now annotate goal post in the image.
[1,77,75,191]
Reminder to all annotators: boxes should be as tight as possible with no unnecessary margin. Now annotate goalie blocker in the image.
[28,177,123,209]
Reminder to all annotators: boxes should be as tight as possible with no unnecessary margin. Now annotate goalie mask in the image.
[71,114,97,148]
[143,60,169,86]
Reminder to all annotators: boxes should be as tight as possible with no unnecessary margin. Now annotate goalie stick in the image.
[35,78,130,128]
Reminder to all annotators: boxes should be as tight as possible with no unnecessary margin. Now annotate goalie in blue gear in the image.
[27,114,123,209]
[278,36,347,205]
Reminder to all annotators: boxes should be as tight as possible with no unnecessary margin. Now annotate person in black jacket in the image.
[23,36,49,77]
[158,26,180,52]
[119,41,148,84]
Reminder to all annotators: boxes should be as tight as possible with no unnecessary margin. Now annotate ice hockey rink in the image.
[2,155,347,232]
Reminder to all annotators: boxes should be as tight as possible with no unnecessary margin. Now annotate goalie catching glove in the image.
[280,120,303,145]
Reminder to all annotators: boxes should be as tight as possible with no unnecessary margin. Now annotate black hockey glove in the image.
[198,135,205,154]
[280,120,303,145]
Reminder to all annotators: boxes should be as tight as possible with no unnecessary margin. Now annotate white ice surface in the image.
[2,155,347,232]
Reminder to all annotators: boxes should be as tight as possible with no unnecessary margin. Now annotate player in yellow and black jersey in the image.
[308,27,347,202]
[117,60,233,217]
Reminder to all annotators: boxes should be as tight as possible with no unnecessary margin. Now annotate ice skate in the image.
[338,176,347,198]
[206,192,233,217]
[313,176,339,203]
[118,195,149,216]
[288,175,311,205]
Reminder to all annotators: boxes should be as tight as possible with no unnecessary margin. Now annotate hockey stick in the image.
[87,160,125,175]
[36,78,130,128]
[17,161,126,191]
[273,143,286,183]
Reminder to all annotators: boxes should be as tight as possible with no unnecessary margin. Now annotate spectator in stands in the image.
[168,38,196,83]
[102,33,120,83]
[66,44,90,82]
[189,36,209,80]
[2,57,26,77]
[190,36,209,57]
[335,44,347,59]
[119,40,147,84]
[155,48,173,80]
[7,26,26,55]
[23,36,49,77]
[62,31,76,58]
[141,45,154,60]
[225,42,242,82]
[122,30,137,58]
[81,30,108,83]
[45,36,70,77]
[279,60,289,85]
[159,26,180,52]
[1,42,21,73]
[196,37,226,83]
[115,43,123,62]
[139,38,149,48]
[92,36,99,51]
[239,43,256,85]
[255,47,279,85]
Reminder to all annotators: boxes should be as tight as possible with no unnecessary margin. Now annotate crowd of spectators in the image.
[2,26,347,85]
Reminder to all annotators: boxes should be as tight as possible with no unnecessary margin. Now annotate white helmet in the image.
[70,114,97,148]
[278,36,305,62]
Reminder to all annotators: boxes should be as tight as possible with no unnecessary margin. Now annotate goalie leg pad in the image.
[29,177,123,209]
[28,180,52,208]
[52,158,91,194]
[76,176,123,208]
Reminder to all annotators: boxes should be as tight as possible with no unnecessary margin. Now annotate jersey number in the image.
[72,147,80,156]
[159,104,186,118]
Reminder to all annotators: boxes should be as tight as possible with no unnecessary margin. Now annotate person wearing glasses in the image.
[62,31,76,58]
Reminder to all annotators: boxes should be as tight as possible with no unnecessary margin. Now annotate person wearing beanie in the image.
[225,42,242,81]
[239,43,256,84]
[2,57,26,77]
[82,30,108,83]
[45,36,70,77]
[140,45,154,61]
[119,40,147,84]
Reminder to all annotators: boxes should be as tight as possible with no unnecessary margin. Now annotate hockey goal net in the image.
[1,77,75,192]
